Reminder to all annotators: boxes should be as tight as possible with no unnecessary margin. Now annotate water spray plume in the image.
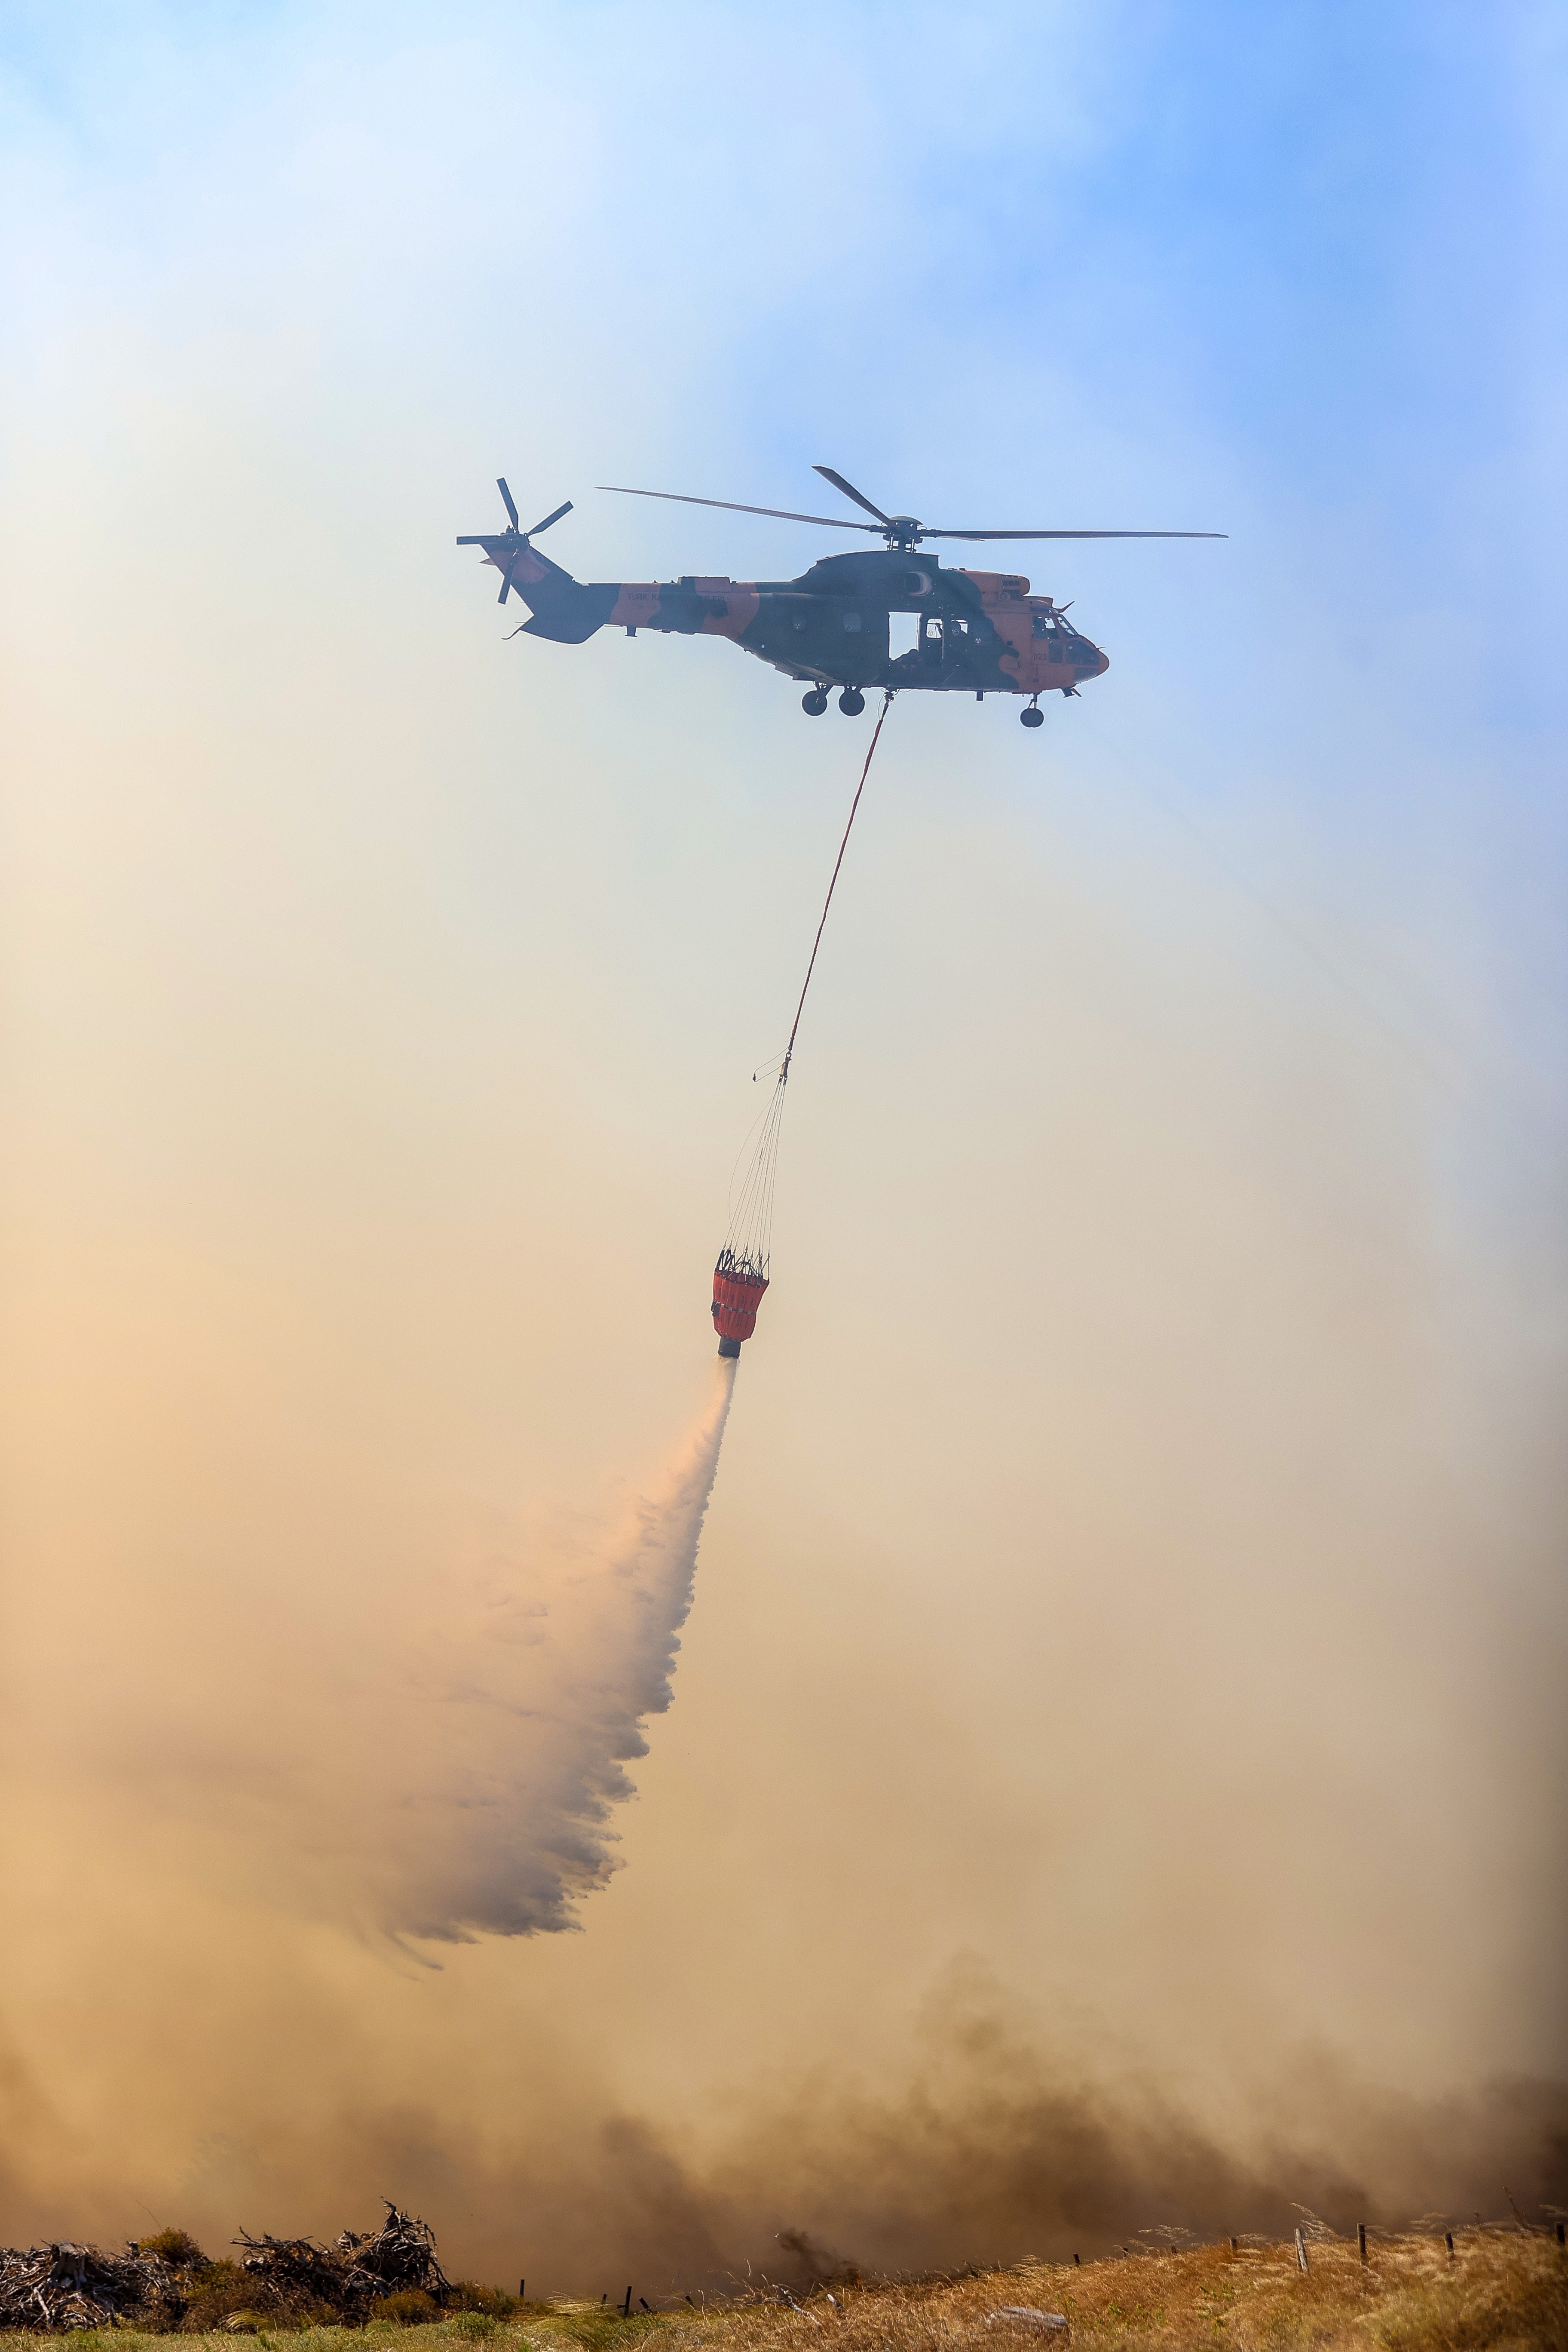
[399,1352,739,1939]
[214,1354,743,1945]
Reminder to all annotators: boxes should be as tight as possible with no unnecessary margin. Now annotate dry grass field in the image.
[687,2230,1568,2349]
[4,2230,1562,2352]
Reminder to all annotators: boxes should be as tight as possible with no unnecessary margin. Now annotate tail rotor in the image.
[456,478,575,604]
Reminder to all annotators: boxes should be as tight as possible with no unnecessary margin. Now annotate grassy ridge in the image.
[6,2232,1562,2352]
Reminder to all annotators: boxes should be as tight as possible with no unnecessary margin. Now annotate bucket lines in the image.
[710,692,897,1358]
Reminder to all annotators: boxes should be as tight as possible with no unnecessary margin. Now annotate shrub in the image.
[179,2259,260,2333]
[133,2231,209,2272]
[447,2285,519,2319]
[378,2290,439,2326]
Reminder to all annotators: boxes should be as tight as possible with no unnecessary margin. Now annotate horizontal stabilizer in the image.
[519,605,604,645]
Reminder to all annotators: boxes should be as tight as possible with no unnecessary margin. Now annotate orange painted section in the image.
[959,570,1032,601]
[966,569,1047,691]
[712,1267,769,1343]
[488,546,551,587]
[609,583,662,625]
[682,576,761,637]
[605,579,761,636]
[956,569,1110,697]
[992,600,1035,684]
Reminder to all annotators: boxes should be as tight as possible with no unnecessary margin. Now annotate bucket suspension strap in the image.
[781,687,896,1081]
[713,690,896,1339]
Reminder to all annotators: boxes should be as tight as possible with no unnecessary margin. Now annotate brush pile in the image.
[0,2240,177,2331]
[0,2206,450,2331]
[234,2205,450,2321]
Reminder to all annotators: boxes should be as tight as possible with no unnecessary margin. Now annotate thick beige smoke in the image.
[3,683,1564,2273]
[3,1349,738,1951]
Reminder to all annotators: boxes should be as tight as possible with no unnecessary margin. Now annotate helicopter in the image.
[456,467,1223,727]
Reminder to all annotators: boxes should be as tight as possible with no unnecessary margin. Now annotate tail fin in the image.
[493,539,609,644]
[456,484,612,642]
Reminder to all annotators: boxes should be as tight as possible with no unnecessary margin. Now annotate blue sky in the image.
[6,3,1562,929]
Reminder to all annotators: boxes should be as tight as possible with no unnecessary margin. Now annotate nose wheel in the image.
[801,688,828,715]
[1021,699,1044,729]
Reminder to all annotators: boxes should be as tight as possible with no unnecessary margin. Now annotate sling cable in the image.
[711,690,896,1357]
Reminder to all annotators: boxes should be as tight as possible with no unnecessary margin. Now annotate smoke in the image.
[711,2004,1568,2275]
[4,1954,1561,2287]
[1,0,1564,2288]
[1,1351,739,1956]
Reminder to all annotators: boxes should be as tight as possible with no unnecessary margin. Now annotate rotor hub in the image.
[882,515,925,548]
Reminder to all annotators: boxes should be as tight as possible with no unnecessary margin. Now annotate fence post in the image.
[1295,2228,1310,2275]
[1357,2225,1367,2265]
[622,2287,633,2317]
[1445,2233,1455,2260]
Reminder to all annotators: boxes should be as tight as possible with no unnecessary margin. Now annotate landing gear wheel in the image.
[838,687,866,716]
[1021,704,1044,729]
[801,689,828,716]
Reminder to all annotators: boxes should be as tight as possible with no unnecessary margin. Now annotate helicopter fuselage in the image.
[473,539,1109,702]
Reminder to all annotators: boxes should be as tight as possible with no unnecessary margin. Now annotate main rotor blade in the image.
[923,527,1228,541]
[596,481,1226,545]
[598,484,883,533]
[496,477,521,530]
[497,554,518,605]
[526,499,573,536]
[812,466,892,525]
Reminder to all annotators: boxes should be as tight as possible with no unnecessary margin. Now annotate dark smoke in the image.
[67,1991,1561,2294]
[774,2230,861,2284]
